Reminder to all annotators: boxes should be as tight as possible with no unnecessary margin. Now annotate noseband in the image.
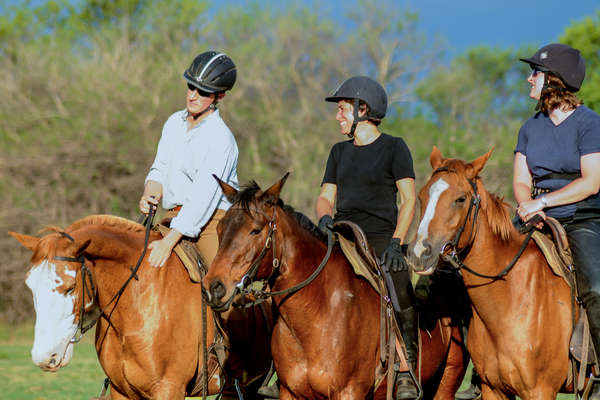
[214,206,335,311]
[433,167,534,281]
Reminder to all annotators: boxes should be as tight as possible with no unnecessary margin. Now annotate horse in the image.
[407,146,574,400]
[202,174,468,399]
[10,214,272,400]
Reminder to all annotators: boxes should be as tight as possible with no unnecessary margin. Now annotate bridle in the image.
[52,207,156,344]
[213,205,335,311]
[433,167,534,281]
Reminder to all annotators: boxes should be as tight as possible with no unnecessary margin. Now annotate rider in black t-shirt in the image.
[316,76,418,399]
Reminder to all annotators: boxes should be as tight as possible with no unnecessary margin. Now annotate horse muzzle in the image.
[407,239,440,276]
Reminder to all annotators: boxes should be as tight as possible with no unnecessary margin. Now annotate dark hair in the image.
[540,73,583,114]
[340,99,381,126]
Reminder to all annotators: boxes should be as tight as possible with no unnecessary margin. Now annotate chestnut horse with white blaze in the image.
[203,175,468,400]
[10,215,272,399]
[407,147,573,400]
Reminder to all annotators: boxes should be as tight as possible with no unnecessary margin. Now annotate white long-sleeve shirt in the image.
[145,109,239,237]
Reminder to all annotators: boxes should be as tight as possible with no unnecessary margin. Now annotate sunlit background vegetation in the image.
[1,0,599,323]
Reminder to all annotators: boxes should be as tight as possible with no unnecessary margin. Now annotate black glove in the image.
[318,215,334,235]
[381,238,408,272]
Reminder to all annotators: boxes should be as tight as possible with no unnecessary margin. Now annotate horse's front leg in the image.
[149,380,186,400]
[480,383,513,400]
[280,384,300,400]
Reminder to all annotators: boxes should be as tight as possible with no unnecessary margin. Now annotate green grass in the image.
[0,323,106,400]
[0,323,576,399]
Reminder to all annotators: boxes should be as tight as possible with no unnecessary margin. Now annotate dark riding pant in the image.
[564,217,600,356]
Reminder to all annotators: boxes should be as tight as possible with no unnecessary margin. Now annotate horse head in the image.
[407,146,493,275]
[10,230,95,371]
[203,173,289,311]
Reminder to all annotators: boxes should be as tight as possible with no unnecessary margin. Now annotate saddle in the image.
[332,221,415,393]
[153,219,229,396]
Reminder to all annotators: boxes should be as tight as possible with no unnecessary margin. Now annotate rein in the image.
[54,207,156,343]
[216,207,335,311]
[434,167,534,281]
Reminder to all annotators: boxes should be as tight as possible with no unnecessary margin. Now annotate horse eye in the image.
[65,286,75,295]
[249,228,262,235]
[455,196,466,205]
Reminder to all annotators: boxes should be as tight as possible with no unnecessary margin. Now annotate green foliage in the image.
[1,1,598,323]
[561,10,600,110]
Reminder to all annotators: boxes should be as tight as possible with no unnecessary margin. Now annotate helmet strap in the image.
[190,99,218,120]
[348,98,369,140]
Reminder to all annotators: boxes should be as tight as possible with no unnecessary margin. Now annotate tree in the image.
[560,10,600,111]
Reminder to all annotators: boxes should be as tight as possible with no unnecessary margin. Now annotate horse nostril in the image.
[422,239,432,257]
[210,281,226,300]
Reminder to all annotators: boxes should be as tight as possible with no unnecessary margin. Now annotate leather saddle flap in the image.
[333,221,383,294]
[570,309,597,366]
[154,221,206,283]
[531,217,573,287]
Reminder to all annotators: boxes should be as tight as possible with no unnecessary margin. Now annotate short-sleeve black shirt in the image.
[321,133,415,237]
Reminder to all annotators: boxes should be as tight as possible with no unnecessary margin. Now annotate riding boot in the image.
[394,307,419,400]
[583,292,600,400]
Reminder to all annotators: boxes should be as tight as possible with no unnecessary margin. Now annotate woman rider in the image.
[316,76,418,399]
[514,43,600,397]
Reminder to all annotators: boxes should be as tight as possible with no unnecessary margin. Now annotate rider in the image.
[316,76,419,399]
[139,50,239,268]
[514,43,600,397]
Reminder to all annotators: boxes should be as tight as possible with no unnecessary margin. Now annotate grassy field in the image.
[0,322,574,399]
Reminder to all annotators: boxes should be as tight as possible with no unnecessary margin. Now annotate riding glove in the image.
[318,215,334,235]
[382,238,409,272]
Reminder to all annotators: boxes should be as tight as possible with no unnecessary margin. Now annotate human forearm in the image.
[316,196,334,219]
[393,201,415,243]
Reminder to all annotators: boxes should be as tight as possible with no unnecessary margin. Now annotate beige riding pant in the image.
[162,208,226,267]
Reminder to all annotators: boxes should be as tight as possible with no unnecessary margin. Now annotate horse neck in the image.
[271,212,349,310]
[72,224,150,302]
[460,207,551,317]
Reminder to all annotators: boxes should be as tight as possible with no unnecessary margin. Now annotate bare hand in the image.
[139,195,159,214]
[147,229,182,268]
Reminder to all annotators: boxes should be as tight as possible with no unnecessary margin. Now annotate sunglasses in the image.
[187,83,213,97]
[531,67,544,77]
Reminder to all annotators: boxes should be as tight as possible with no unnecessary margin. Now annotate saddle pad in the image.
[154,223,206,283]
[337,233,382,294]
[532,231,572,287]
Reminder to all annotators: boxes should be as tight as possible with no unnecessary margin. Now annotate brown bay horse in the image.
[10,215,272,399]
[203,175,467,399]
[407,147,574,400]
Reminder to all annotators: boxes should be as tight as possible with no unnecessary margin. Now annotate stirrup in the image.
[583,376,600,400]
[393,364,423,400]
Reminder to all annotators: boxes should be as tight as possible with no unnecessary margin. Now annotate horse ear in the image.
[9,232,39,252]
[74,239,91,257]
[259,172,290,203]
[429,146,444,169]
[468,147,494,179]
[213,174,238,203]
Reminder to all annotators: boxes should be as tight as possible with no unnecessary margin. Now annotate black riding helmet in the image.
[183,51,237,93]
[325,76,388,138]
[520,43,585,92]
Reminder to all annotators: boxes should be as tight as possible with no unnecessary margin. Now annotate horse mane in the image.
[480,186,514,242]
[234,182,326,243]
[66,215,145,234]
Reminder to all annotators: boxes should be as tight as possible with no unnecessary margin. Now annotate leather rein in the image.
[215,206,335,311]
[434,167,534,281]
[53,207,156,344]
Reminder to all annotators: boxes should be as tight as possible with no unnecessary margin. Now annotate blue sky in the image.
[395,0,598,53]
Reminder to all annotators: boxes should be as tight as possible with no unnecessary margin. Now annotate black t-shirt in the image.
[321,133,415,237]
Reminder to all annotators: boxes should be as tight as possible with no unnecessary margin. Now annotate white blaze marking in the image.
[25,260,77,366]
[413,178,449,257]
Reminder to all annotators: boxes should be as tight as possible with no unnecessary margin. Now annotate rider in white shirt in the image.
[139,51,239,268]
